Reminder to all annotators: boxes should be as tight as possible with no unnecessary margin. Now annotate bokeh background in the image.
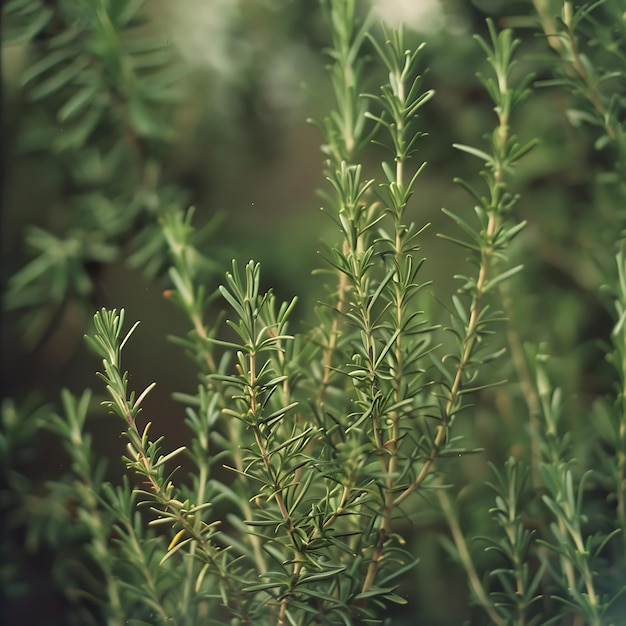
[4,0,581,412]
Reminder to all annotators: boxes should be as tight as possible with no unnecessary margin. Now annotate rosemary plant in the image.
[6,1,626,625]
[77,6,535,625]
[440,3,626,625]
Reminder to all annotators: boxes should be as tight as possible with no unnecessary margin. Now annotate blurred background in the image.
[3,0,569,413]
[2,0,619,623]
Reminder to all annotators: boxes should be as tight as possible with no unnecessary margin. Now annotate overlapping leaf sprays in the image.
[81,4,541,625]
[17,2,583,624]
[4,0,185,347]
[442,4,626,624]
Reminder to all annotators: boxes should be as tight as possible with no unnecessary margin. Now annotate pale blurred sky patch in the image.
[169,0,252,80]
[372,0,445,34]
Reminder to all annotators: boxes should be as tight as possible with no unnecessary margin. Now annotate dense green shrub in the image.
[3,1,626,624]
